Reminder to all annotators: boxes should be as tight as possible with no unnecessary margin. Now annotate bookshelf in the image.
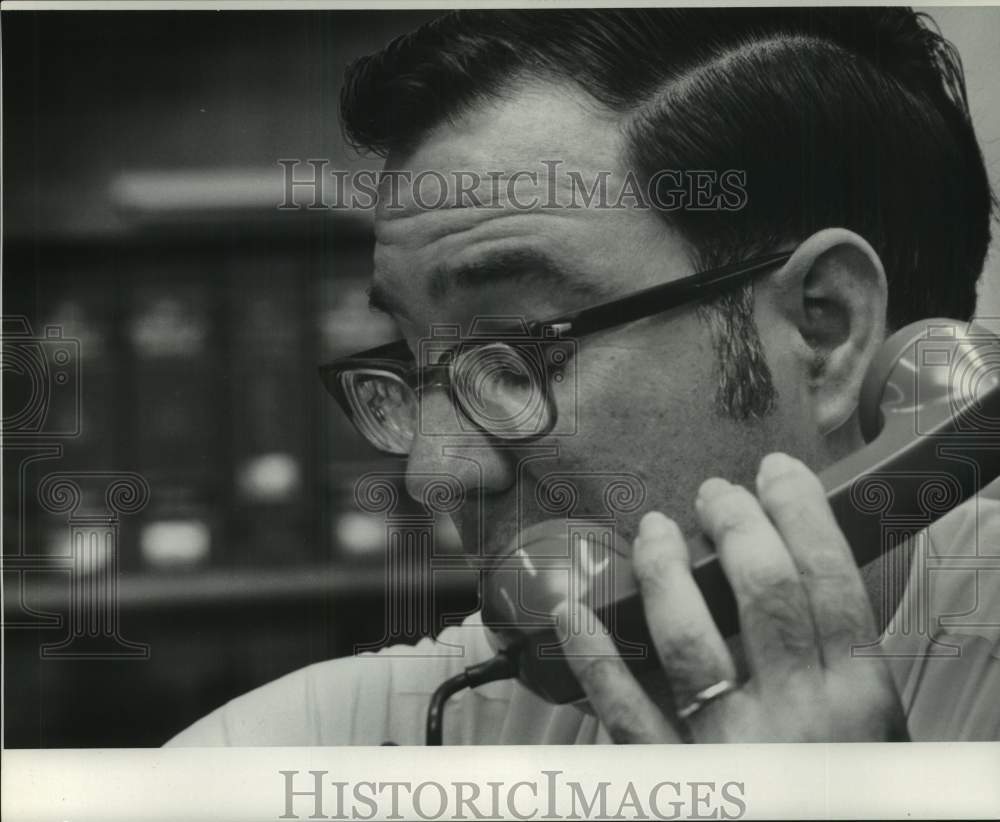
[2,5,458,748]
[3,226,478,747]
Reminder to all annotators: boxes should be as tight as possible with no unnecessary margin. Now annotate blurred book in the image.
[127,266,221,572]
[226,253,312,566]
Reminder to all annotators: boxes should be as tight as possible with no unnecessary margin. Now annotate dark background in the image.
[2,10,480,748]
[3,7,999,748]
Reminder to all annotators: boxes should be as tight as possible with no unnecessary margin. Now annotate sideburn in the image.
[699,283,779,420]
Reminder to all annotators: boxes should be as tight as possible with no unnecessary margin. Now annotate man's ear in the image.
[770,228,888,438]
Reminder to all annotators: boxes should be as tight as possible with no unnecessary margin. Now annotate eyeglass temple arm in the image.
[547,252,792,338]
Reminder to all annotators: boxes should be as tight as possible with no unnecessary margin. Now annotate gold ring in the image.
[676,679,739,721]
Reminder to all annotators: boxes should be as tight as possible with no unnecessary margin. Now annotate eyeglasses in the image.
[319,251,792,456]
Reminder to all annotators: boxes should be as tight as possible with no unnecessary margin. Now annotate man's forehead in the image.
[373,79,627,223]
[387,79,624,177]
[369,81,638,261]
[366,78,692,319]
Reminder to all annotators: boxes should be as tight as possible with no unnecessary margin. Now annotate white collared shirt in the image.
[166,484,1000,745]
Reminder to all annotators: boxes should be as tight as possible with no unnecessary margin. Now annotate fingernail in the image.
[639,511,672,539]
[758,451,798,480]
[697,477,730,502]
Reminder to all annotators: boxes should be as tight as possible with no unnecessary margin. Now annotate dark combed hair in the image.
[341,8,995,417]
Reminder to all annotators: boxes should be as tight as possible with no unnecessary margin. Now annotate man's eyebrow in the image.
[427,248,605,301]
[366,282,411,319]
[367,249,607,319]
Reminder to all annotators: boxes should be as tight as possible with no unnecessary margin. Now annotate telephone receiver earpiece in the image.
[480,318,1000,704]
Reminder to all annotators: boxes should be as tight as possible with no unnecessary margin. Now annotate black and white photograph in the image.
[3,2,1000,819]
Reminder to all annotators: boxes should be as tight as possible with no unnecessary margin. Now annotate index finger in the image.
[553,601,680,744]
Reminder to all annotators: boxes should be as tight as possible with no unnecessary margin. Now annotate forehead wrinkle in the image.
[374,203,673,319]
[374,207,598,293]
[411,208,614,287]
[374,203,527,249]
[426,245,606,303]
[375,163,634,221]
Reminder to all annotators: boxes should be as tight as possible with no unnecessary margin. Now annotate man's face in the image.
[370,80,821,563]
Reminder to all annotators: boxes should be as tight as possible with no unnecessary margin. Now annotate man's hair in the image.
[341,8,994,419]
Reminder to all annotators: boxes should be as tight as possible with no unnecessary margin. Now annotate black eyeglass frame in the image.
[319,251,793,455]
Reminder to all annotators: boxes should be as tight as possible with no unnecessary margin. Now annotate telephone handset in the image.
[426,318,1000,740]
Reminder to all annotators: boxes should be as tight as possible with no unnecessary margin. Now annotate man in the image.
[168,7,998,745]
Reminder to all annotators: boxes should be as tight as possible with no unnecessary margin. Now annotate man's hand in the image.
[554,452,909,743]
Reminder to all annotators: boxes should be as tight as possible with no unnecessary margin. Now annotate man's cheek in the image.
[553,373,625,456]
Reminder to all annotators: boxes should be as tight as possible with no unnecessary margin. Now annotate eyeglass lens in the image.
[342,343,554,454]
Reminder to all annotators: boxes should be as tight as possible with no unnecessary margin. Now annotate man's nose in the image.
[404,391,515,503]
